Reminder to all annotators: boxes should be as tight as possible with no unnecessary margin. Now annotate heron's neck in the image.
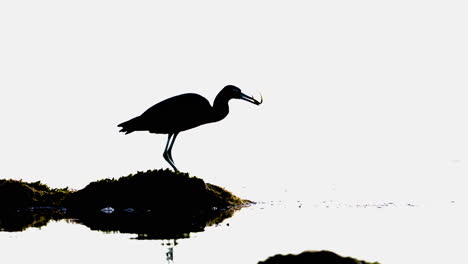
[211,96,230,122]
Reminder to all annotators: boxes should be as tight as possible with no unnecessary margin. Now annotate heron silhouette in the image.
[118,85,262,171]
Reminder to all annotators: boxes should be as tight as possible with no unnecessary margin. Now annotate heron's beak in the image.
[240,92,263,105]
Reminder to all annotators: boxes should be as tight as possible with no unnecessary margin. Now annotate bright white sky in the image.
[1,1,467,203]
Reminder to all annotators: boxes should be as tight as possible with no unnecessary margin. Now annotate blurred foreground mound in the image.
[258,250,380,264]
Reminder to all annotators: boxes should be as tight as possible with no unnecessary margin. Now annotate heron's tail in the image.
[118,116,141,134]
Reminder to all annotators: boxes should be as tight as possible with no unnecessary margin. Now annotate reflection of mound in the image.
[0,209,66,232]
[0,170,250,238]
[258,250,380,264]
[72,206,237,240]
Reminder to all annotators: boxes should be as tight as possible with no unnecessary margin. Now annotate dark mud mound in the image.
[0,179,70,210]
[0,170,250,238]
[64,169,247,213]
[0,179,69,231]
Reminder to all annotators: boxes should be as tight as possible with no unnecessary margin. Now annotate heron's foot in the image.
[163,151,179,172]
[169,161,179,172]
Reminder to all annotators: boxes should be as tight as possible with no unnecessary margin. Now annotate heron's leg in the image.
[163,133,178,171]
[167,132,179,164]
[163,133,173,160]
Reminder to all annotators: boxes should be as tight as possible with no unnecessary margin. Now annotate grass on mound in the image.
[0,179,70,210]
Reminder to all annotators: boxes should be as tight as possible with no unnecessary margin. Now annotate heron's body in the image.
[119,93,227,134]
[118,85,262,171]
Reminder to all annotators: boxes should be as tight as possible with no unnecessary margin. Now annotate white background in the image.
[1,0,467,203]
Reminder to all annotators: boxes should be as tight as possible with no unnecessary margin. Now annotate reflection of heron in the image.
[118,85,262,171]
[165,239,177,264]
[166,246,173,263]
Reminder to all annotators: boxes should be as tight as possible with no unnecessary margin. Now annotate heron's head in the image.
[222,85,263,105]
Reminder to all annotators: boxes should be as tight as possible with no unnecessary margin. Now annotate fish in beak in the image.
[240,92,263,105]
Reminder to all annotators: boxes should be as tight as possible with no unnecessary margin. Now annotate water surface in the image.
[0,200,464,264]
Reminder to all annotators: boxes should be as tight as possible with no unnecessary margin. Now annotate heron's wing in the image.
[140,93,214,133]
